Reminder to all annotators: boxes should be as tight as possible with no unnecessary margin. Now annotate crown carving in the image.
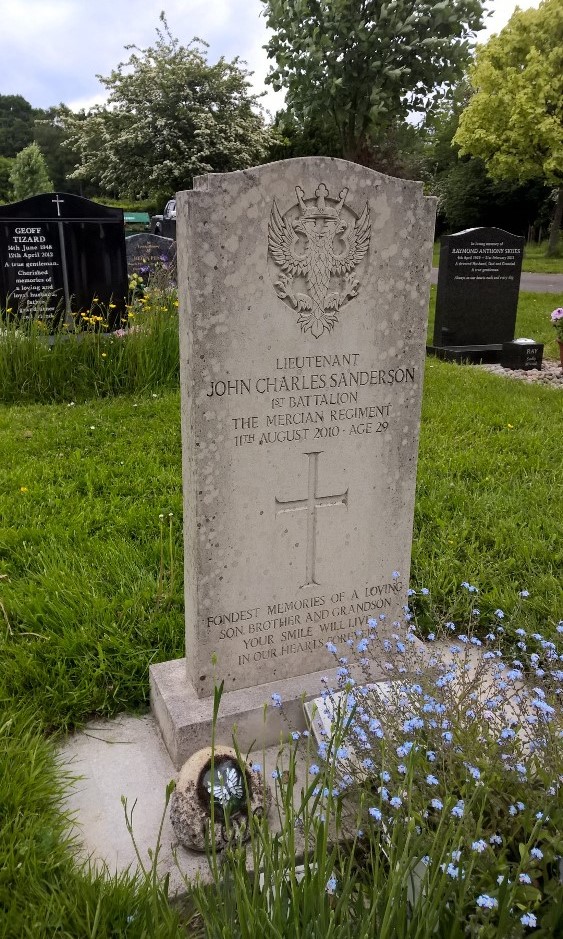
[295,183,349,220]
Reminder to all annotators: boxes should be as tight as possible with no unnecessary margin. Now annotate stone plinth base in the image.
[426,343,503,364]
[150,657,350,769]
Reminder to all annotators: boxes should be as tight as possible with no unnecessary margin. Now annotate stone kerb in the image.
[150,157,436,764]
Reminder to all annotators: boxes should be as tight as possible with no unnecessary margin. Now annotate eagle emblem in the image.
[268,183,371,338]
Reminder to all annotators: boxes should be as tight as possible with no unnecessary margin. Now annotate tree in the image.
[454,0,563,254]
[9,143,53,201]
[33,106,83,193]
[0,95,35,158]
[419,80,550,236]
[260,0,485,166]
[0,156,14,202]
[61,16,274,198]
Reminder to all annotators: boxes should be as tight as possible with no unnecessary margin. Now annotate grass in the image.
[432,240,563,274]
[0,714,186,938]
[0,392,184,732]
[0,290,179,405]
[0,288,562,935]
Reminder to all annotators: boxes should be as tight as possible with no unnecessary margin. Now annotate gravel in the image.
[474,358,563,388]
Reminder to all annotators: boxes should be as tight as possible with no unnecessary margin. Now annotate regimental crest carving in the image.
[268,183,371,338]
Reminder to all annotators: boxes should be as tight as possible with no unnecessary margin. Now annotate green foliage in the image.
[194,634,562,938]
[455,0,563,253]
[421,81,551,235]
[8,142,53,201]
[0,392,184,732]
[0,289,179,404]
[261,0,485,165]
[0,94,35,158]
[32,105,83,194]
[455,0,563,187]
[436,159,551,234]
[0,715,187,937]
[0,155,14,202]
[61,14,273,198]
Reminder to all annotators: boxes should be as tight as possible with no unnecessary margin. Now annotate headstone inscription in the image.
[150,158,436,767]
[502,339,544,371]
[125,232,177,281]
[429,227,524,363]
[0,193,128,329]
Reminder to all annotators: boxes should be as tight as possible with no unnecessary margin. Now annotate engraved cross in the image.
[275,451,348,588]
[52,194,64,217]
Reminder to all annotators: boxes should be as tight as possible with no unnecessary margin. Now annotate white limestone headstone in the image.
[151,158,435,765]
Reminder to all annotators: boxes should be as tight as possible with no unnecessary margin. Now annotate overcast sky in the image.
[2,0,542,118]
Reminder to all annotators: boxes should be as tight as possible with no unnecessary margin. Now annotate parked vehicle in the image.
[150,199,176,238]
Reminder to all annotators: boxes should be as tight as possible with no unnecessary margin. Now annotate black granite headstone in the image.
[502,340,544,371]
[429,227,524,363]
[0,193,128,330]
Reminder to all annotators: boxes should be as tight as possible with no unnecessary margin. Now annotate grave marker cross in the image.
[275,451,348,588]
[51,194,64,217]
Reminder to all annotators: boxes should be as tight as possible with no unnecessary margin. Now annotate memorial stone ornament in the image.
[268,182,371,338]
[170,746,270,852]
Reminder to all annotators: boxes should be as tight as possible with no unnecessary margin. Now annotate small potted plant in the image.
[551,306,563,367]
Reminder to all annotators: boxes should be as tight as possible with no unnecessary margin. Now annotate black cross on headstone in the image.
[275,451,348,588]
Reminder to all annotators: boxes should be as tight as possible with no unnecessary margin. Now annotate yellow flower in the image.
[101,352,107,358]
[20,486,28,493]
[109,303,116,309]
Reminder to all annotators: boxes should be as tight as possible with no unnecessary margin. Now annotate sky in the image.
[1,0,543,118]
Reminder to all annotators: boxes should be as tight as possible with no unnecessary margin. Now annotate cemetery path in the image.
[431,268,563,294]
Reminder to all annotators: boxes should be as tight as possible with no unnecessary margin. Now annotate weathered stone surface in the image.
[175,157,435,699]
[170,745,271,852]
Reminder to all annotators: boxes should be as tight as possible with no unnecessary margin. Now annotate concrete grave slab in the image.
[58,713,308,897]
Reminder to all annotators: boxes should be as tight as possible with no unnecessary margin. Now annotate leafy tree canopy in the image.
[454,0,563,252]
[33,106,83,194]
[261,0,485,165]
[0,156,14,202]
[61,15,274,199]
[9,142,53,201]
[0,94,35,158]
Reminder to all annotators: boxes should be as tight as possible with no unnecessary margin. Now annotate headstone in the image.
[429,227,524,363]
[502,339,544,371]
[0,193,128,330]
[150,158,436,767]
[125,232,176,281]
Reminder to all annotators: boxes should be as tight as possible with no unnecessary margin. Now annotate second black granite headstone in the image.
[429,227,524,363]
[0,192,128,330]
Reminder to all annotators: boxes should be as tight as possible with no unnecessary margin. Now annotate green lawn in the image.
[1,294,562,936]
[1,324,561,732]
[432,240,563,274]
